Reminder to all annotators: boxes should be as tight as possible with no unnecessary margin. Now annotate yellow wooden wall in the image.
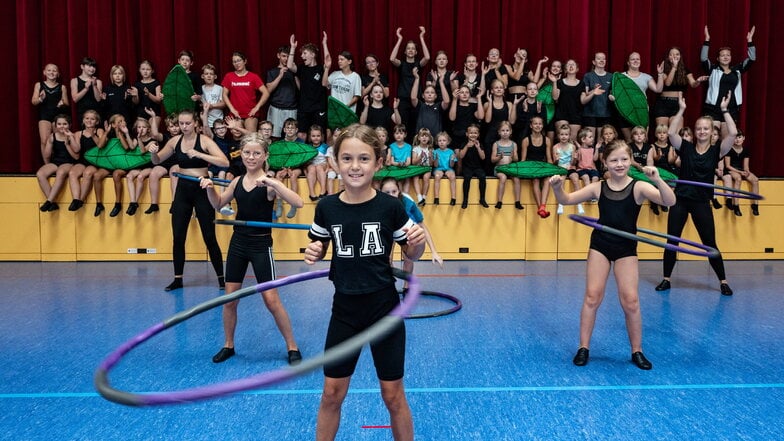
[1,176,782,261]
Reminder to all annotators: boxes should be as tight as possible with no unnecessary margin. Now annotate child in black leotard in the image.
[551,140,675,370]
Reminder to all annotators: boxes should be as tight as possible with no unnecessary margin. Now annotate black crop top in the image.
[174,135,209,169]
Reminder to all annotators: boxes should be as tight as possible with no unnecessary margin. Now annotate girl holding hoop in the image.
[550,141,676,370]
[305,124,425,441]
[655,93,737,296]
[201,133,303,365]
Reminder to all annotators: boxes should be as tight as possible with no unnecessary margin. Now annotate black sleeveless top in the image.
[233,177,273,243]
[525,134,547,162]
[75,77,100,117]
[38,82,64,121]
[51,136,76,165]
[591,180,640,251]
[174,135,209,169]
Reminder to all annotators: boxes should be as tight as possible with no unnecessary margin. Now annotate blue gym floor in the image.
[1,259,782,440]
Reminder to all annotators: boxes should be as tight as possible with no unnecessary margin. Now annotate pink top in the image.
[576,146,596,170]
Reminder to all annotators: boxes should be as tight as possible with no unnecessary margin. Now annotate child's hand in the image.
[146,141,159,154]
[199,177,213,189]
[304,241,324,264]
[642,165,660,180]
[549,175,565,187]
[431,252,444,269]
[255,175,272,187]
[395,27,403,39]
[144,107,155,117]
[405,224,425,247]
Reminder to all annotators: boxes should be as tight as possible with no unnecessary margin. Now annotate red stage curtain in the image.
[5,0,779,175]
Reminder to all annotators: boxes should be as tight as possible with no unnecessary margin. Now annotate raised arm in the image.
[287,35,299,73]
[668,98,687,150]
[418,26,430,67]
[389,28,403,67]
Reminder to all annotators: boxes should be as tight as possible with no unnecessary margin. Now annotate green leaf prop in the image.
[84,138,151,171]
[327,96,359,130]
[536,83,555,123]
[612,72,649,127]
[496,161,567,179]
[267,141,318,170]
[374,165,432,180]
[162,64,196,114]
[628,167,678,184]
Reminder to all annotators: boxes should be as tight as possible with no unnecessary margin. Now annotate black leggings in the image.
[663,198,726,281]
[462,166,487,203]
[170,178,223,278]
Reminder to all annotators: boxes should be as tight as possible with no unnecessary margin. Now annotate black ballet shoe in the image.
[164,278,183,291]
[287,349,303,365]
[126,203,139,216]
[661,206,669,212]
[418,198,426,207]
[68,199,84,211]
[94,203,105,217]
[461,200,468,209]
[655,279,671,291]
[212,347,235,363]
[515,201,524,210]
[573,347,589,366]
[433,198,439,205]
[309,195,319,201]
[651,204,659,215]
[450,198,456,206]
[720,283,734,296]
[751,204,759,216]
[109,203,122,217]
[48,202,59,211]
[711,198,722,209]
[631,351,652,370]
[479,200,489,208]
[144,204,159,214]
[733,206,742,217]
[725,200,734,210]
[495,202,502,209]
[40,200,53,212]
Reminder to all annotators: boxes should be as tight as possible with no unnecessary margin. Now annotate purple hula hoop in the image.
[670,179,763,201]
[568,215,720,258]
[95,268,420,406]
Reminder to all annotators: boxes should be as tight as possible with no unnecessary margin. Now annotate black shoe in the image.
[418,198,426,207]
[450,198,456,206]
[461,200,468,209]
[47,202,59,212]
[720,283,734,296]
[309,195,318,201]
[661,206,668,212]
[751,204,759,216]
[495,202,502,209]
[144,204,159,214]
[109,203,122,217]
[725,200,734,210]
[40,200,52,212]
[515,201,524,210]
[94,203,105,217]
[126,202,139,216]
[433,198,439,205]
[712,198,722,209]
[287,349,303,365]
[479,200,489,208]
[164,278,183,291]
[631,351,652,370]
[68,199,84,211]
[573,347,589,366]
[655,279,671,291]
[651,204,659,215]
[212,347,235,363]
[733,206,742,217]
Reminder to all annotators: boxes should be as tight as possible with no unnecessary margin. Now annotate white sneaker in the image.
[557,204,564,215]
[219,205,235,216]
[577,204,585,215]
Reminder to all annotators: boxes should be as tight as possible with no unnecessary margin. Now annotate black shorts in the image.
[702,104,740,124]
[652,96,679,119]
[590,232,637,262]
[582,116,611,128]
[297,110,327,134]
[225,233,275,284]
[323,286,405,381]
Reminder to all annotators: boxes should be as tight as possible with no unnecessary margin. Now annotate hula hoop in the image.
[401,290,462,319]
[95,268,420,407]
[214,219,311,231]
[173,172,229,187]
[670,179,763,201]
[568,214,720,258]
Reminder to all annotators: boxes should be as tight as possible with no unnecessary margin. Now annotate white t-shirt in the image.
[202,84,224,128]
[328,71,362,112]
